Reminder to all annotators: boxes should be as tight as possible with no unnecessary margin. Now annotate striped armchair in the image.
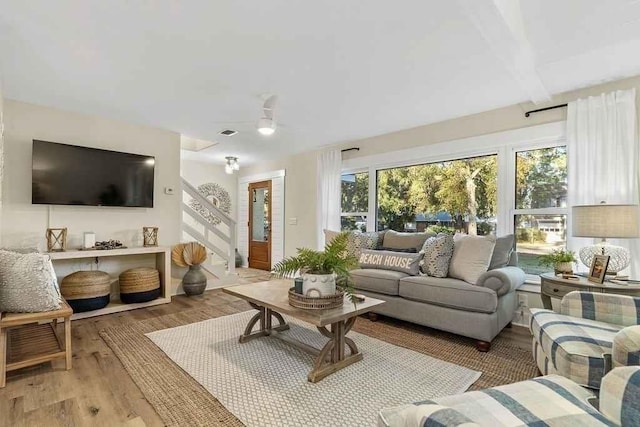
[530,291,640,389]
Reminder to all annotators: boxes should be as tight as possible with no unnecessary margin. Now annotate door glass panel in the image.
[252,188,269,242]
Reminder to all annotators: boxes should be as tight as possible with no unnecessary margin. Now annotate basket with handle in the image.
[288,287,344,310]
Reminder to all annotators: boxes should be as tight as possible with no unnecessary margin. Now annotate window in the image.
[513,146,568,274]
[376,154,498,235]
[341,172,368,232]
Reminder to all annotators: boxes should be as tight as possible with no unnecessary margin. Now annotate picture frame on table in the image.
[588,254,610,284]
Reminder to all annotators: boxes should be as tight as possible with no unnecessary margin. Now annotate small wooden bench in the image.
[0,299,73,387]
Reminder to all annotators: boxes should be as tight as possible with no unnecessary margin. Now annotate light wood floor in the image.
[0,271,532,427]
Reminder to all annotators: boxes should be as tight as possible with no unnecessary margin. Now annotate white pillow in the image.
[0,250,62,312]
[448,234,497,284]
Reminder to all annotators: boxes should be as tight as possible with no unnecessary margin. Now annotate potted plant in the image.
[537,249,577,274]
[272,232,359,302]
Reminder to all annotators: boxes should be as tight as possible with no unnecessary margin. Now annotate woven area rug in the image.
[99,300,538,427]
[145,311,480,427]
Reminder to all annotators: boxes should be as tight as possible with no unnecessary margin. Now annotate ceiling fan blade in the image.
[263,94,278,119]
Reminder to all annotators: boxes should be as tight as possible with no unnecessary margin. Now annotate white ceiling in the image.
[1,1,640,166]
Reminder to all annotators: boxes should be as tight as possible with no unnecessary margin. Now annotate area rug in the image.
[145,311,481,427]
[99,296,539,427]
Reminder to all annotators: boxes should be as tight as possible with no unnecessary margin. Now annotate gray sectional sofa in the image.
[349,230,525,351]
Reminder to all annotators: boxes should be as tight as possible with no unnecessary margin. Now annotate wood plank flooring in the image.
[0,270,532,427]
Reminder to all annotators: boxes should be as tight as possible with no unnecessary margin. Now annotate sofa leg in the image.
[476,341,491,352]
[505,322,512,329]
[368,312,379,322]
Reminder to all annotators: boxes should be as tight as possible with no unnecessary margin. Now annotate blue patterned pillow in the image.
[419,234,454,278]
[346,232,383,258]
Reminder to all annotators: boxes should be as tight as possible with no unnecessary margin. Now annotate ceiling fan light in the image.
[257,117,276,135]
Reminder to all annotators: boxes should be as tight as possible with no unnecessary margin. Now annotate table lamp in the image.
[572,203,640,274]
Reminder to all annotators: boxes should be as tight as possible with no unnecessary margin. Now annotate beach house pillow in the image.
[419,233,454,278]
[448,234,497,284]
[0,250,62,312]
[488,234,515,270]
[359,249,422,275]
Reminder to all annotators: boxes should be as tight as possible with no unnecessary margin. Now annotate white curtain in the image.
[567,88,640,276]
[316,150,342,249]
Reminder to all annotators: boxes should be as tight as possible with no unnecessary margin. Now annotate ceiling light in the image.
[257,117,276,136]
[225,156,239,174]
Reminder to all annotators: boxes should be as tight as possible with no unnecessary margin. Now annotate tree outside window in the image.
[376,154,497,235]
[341,172,368,232]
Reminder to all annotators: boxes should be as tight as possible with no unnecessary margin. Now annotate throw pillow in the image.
[382,230,433,252]
[448,234,497,284]
[323,229,341,245]
[419,233,454,277]
[346,232,382,258]
[359,249,422,275]
[0,250,62,312]
[488,234,515,270]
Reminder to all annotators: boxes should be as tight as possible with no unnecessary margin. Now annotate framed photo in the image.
[588,254,610,284]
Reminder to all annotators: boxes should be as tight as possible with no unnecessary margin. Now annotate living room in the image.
[1,1,640,426]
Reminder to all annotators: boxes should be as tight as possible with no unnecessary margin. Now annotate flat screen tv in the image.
[32,140,155,207]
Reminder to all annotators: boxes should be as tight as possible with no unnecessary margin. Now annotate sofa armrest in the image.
[613,325,640,368]
[475,267,525,297]
[599,366,640,426]
[561,291,640,327]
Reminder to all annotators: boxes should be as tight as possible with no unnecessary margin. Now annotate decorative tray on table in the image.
[288,287,344,310]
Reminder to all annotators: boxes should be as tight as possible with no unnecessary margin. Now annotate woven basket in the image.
[288,287,344,310]
[61,270,111,313]
[119,267,160,304]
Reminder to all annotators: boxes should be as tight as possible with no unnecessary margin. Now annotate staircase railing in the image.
[181,177,236,274]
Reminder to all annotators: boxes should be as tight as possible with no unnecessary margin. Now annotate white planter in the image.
[302,273,336,297]
[555,261,573,274]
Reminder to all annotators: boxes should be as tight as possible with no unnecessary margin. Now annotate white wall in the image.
[1,99,182,252]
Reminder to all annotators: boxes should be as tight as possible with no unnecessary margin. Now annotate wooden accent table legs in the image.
[309,316,362,383]
[238,303,363,383]
[239,302,290,343]
[1,300,73,388]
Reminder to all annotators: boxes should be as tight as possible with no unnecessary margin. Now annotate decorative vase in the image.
[235,249,242,268]
[182,264,207,296]
[302,273,336,297]
[554,261,573,274]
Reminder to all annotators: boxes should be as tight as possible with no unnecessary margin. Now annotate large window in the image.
[341,171,369,232]
[376,154,498,235]
[513,146,568,274]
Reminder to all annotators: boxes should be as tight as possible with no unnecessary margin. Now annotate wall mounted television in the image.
[32,140,155,208]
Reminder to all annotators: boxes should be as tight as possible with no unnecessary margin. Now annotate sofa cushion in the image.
[448,234,496,284]
[530,308,623,388]
[488,234,514,270]
[379,246,417,253]
[419,233,454,278]
[351,269,408,296]
[382,230,433,252]
[398,276,498,313]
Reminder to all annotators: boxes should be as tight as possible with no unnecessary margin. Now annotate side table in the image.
[0,299,73,388]
[540,272,640,310]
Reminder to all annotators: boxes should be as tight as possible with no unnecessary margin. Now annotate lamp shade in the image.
[572,204,640,238]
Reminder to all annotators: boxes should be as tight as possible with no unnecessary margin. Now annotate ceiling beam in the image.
[458,0,551,104]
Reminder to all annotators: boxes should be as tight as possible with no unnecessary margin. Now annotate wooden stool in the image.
[0,299,73,388]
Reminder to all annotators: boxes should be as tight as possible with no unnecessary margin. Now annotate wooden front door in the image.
[248,180,272,271]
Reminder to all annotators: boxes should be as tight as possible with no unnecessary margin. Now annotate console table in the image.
[540,272,640,310]
[48,246,172,320]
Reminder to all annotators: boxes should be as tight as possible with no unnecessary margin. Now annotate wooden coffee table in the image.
[223,280,385,383]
